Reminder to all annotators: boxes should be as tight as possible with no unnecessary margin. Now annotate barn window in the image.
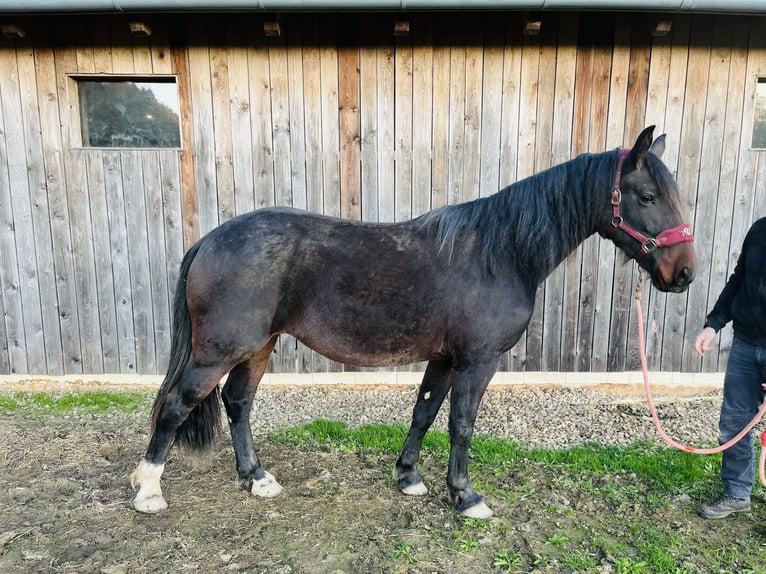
[74,77,181,148]
[753,78,766,149]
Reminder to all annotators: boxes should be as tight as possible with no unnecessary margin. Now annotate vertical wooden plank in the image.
[641,21,673,370]
[623,19,653,372]
[122,152,156,374]
[85,153,121,373]
[268,29,294,209]
[573,13,613,372]
[539,14,566,372]
[149,18,173,75]
[498,15,523,372]
[461,15,484,203]
[0,41,48,372]
[551,15,579,372]
[376,29,396,222]
[411,14,434,217]
[143,151,172,368]
[447,17,466,206]
[515,23,541,371]
[103,152,138,373]
[159,151,185,329]
[0,44,27,373]
[338,24,362,220]
[394,26,413,221]
[248,21,277,211]
[209,24,236,223]
[498,15,523,191]
[226,21,256,215]
[359,16,380,222]
[601,14,632,372]
[478,15,505,199]
[131,27,154,74]
[187,21,218,235]
[320,16,341,218]
[430,14,451,212]
[0,279,8,373]
[170,22,200,249]
[110,18,136,74]
[285,19,308,213]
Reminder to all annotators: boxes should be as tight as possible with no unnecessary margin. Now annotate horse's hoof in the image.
[399,480,428,496]
[132,494,168,514]
[459,500,493,520]
[250,471,283,498]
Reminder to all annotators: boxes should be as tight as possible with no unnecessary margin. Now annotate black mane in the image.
[418,150,621,284]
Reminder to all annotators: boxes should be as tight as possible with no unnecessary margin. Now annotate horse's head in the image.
[603,126,697,293]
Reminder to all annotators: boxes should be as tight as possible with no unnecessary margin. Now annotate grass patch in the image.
[271,418,720,497]
[0,390,152,415]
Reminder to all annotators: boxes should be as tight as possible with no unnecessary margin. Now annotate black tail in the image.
[150,240,221,451]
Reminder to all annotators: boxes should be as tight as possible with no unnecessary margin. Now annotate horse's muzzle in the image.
[666,265,694,293]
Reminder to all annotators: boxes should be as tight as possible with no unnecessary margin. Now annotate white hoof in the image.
[130,460,168,514]
[250,471,283,498]
[460,501,494,520]
[132,493,169,514]
[401,481,429,496]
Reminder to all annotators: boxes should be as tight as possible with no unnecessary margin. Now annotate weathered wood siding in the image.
[1,11,765,376]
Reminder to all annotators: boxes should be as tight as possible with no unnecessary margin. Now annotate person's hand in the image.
[695,326,716,356]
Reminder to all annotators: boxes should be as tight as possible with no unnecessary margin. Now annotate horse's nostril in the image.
[676,267,692,287]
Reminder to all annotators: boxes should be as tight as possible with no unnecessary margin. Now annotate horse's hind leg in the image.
[131,362,229,513]
[222,338,282,498]
[395,359,454,496]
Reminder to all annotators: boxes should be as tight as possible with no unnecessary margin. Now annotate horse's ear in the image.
[650,134,666,159]
[630,125,656,167]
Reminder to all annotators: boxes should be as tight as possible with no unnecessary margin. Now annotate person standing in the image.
[694,216,766,519]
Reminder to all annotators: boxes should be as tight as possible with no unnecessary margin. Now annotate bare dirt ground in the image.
[1,387,766,573]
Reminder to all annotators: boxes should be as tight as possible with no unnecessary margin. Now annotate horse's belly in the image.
[292,324,440,368]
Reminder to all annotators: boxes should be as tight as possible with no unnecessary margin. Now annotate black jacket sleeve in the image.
[704,230,749,332]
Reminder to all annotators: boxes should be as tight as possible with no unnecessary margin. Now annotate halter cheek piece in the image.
[606,148,694,262]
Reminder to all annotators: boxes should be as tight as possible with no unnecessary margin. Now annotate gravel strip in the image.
[251,385,728,449]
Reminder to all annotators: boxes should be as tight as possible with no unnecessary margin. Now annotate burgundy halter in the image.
[607,148,694,262]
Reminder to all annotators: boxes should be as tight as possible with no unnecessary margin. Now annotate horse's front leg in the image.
[446,357,499,520]
[395,359,454,495]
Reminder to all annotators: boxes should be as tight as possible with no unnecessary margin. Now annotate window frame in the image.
[68,74,183,150]
[751,76,766,151]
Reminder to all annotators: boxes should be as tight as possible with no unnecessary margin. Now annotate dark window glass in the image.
[78,79,181,148]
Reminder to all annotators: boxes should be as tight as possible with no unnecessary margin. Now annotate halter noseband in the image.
[607,148,694,262]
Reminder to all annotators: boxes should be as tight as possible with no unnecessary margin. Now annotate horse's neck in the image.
[502,154,607,286]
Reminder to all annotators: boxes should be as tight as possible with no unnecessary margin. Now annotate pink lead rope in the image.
[634,275,766,486]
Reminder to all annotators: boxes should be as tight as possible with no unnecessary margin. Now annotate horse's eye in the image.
[639,193,655,205]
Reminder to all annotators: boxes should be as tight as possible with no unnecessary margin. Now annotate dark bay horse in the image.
[131,126,697,519]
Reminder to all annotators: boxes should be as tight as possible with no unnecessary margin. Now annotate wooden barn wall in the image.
[1,11,765,377]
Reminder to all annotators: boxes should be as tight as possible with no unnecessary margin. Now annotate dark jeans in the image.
[719,337,766,499]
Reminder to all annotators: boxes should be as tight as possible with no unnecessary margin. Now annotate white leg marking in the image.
[250,471,283,498]
[401,481,429,496]
[130,460,168,514]
[460,501,494,520]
